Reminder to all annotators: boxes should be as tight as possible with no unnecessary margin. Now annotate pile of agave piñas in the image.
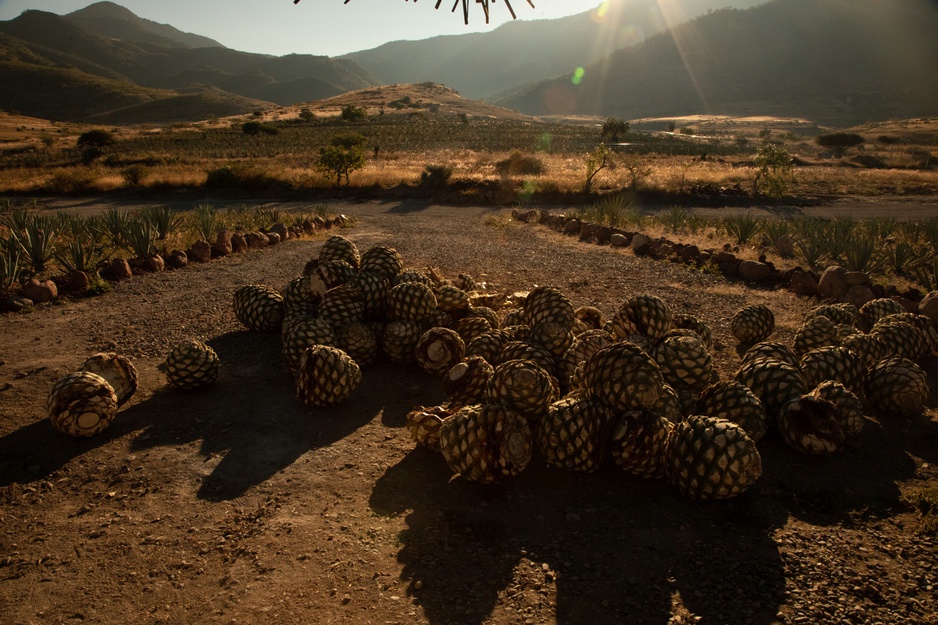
[229,235,935,501]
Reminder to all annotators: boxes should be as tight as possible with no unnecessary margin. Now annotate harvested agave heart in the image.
[48,371,119,437]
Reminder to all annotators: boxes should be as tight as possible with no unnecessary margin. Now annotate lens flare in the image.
[571,67,586,86]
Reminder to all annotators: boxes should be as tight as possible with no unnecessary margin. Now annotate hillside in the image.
[65,1,222,49]
[0,5,378,123]
[497,0,938,125]
[342,0,765,101]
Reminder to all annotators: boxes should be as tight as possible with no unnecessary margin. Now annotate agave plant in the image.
[796,233,827,271]
[865,217,899,241]
[579,194,632,227]
[191,204,220,242]
[888,241,916,275]
[658,206,689,233]
[1,206,32,233]
[723,213,761,244]
[912,256,938,291]
[54,238,112,275]
[843,237,882,273]
[0,235,24,292]
[101,208,131,249]
[761,219,794,258]
[922,217,938,252]
[141,205,184,241]
[15,216,58,274]
[124,217,157,259]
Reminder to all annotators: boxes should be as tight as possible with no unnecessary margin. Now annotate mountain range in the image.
[0,2,376,123]
[496,0,938,126]
[342,0,765,101]
[0,0,935,126]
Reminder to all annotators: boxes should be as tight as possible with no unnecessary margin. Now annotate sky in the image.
[0,0,606,57]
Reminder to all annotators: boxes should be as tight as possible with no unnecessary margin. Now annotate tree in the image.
[77,128,115,149]
[584,145,614,195]
[601,117,630,143]
[317,134,366,186]
[816,133,864,158]
[298,108,316,122]
[753,143,793,198]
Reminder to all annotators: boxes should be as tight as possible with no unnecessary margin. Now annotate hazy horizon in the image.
[0,0,609,57]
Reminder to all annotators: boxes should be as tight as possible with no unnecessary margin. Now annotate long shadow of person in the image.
[0,329,415,503]
[370,448,786,625]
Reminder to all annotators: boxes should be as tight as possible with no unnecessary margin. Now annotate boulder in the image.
[817,265,849,299]
[188,240,212,263]
[919,291,938,325]
[266,232,281,245]
[739,260,771,282]
[680,245,701,264]
[579,222,598,241]
[844,271,870,287]
[213,230,233,256]
[564,219,581,235]
[789,270,819,297]
[246,232,268,248]
[102,258,132,281]
[143,254,165,273]
[231,233,248,253]
[269,223,290,241]
[5,295,33,312]
[610,233,629,248]
[65,270,89,293]
[166,250,188,270]
[631,233,652,255]
[594,226,612,245]
[23,278,57,303]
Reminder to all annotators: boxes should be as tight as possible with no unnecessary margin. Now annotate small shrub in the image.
[340,105,367,122]
[420,165,453,192]
[45,169,98,194]
[495,151,545,177]
[204,165,280,191]
[121,164,148,187]
[242,121,279,136]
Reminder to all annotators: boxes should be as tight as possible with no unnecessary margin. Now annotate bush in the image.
[45,169,98,194]
[419,165,453,192]
[204,165,280,191]
[340,105,367,122]
[816,133,864,158]
[77,129,115,149]
[753,143,793,198]
[121,164,148,187]
[495,151,545,176]
[242,121,279,136]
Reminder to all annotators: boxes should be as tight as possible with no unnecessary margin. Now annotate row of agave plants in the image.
[573,196,938,290]
[0,200,338,297]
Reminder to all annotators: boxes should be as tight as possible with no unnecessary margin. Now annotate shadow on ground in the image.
[0,330,432,501]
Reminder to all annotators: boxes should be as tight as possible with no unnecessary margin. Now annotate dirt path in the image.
[1,200,936,625]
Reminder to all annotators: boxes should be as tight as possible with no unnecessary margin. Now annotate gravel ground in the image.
[0,200,936,625]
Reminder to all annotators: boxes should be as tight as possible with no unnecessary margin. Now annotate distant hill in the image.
[342,0,765,101]
[65,1,222,49]
[497,0,938,125]
[0,4,378,123]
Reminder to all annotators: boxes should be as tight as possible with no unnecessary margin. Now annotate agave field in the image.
[560,197,938,294]
[0,199,349,304]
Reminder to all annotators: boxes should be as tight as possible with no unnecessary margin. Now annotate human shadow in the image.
[0,329,405,502]
[370,452,785,625]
